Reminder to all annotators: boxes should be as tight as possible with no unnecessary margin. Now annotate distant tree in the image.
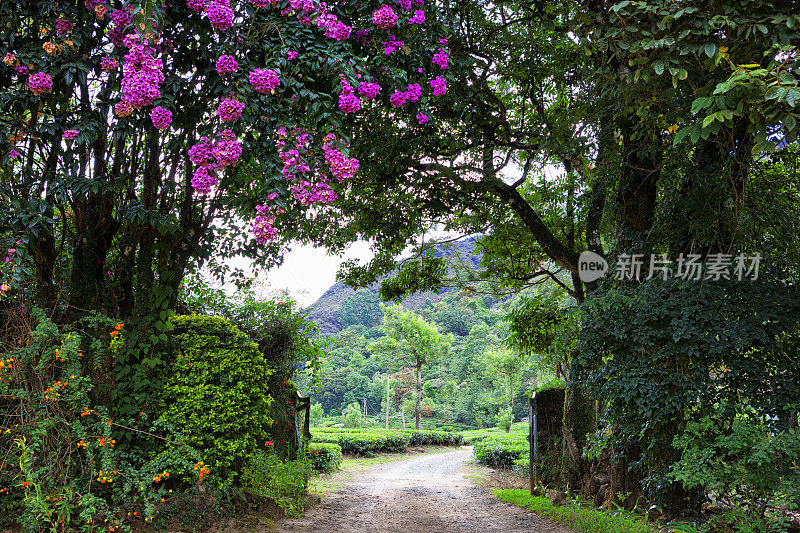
[342,402,363,429]
[367,306,452,430]
[485,348,527,431]
[338,289,384,329]
[309,403,324,427]
[432,302,478,336]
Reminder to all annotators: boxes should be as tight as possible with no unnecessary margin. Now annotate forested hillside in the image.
[307,239,482,335]
[302,241,553,429]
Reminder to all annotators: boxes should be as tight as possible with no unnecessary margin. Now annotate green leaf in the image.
[785,114,797,132]
[673,126,692,145]
[653,60,665,76]
[704,43,717,57]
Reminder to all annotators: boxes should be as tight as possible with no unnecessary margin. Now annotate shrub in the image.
[473,433,528,469]
[312,428,410,454]
[306,443,342,472]
[157,315,274,488]
[310,428,463,455]
[669,411,800,531]
[242,452,311,518]
[497,408,513,432]
[0,309,194,531]
[342,402,363,428]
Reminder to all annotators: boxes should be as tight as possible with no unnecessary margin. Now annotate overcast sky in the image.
[231,241,375,307]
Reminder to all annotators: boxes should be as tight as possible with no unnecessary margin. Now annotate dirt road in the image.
[278,447,572,533]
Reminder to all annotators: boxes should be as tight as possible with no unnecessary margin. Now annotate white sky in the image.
[231,241,375,307]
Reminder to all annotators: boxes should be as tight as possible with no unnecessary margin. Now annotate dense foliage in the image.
[157,314,274,489]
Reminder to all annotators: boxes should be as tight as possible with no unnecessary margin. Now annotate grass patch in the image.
[493,489,653,533]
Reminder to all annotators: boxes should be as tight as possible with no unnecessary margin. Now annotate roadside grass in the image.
[308,445,461,496]
[493,489,654,533]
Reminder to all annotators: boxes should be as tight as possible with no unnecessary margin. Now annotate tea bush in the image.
[157,315,274,489]
[306,443,342,473]
[310,428,463,455]
[473,433,529,469]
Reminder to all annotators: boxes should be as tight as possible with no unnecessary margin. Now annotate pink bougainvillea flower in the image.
[150,106,173,129]
[28,72,52,95]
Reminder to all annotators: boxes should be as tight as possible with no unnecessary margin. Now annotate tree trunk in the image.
[508,374,515,432]
[415,361,422,430]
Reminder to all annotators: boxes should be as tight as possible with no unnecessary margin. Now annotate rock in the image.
[546,489,566,506]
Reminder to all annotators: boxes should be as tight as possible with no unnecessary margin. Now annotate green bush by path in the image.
[493,489,652,533]
[306,442,342,472]
[310,428,463,455]
[473,432,528,469]
[157,315,274,488]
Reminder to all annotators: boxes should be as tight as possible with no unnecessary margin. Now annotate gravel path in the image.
[278,447,573,533]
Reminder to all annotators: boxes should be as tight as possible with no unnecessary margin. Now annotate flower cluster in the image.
[287,50,298,61]
[206,0,234,31]
[212,129,242,166]
[189,139,213,165]
[253,206,278,244]
[63,130,79,140]
[432,48,449,69]
[217,98,245,121]
[193,462,210,483]
[114,100,133,117]
[416,112,429,124]
[338,77,360,114]
[108,8,133,46]
[216,54,238,75]
[120,35,164,109]
[150,106,173,129]
[358,82,381,100]
[7,149,20,160]
[430,76,447,96]
[317,11,352,41]
[152,470,170,483]
[406,83,422,102]
[409,9,425,24]
[389,90,407,108]
[191,165,218,193]
[398,0,424,8]
[55,18,73,35]
[28,72,53,95]
[250,0,277,7]
[323,134,359,182]
[382,38,404,55]
[372,4,398,29]
[186,0,210,12]
[249,68,280,93]
[101,56,117,71]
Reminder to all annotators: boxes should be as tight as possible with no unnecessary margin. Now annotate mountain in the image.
[306,238,481,336]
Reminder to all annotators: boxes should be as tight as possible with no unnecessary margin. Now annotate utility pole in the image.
[385,377,390,429]
[363,398,367,422]
[401,409,405,429]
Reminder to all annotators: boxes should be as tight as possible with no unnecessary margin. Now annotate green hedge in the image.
[158,315,274,488]
[306,442,342,472]
[473,433,528,469]
[310,428,463,455]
